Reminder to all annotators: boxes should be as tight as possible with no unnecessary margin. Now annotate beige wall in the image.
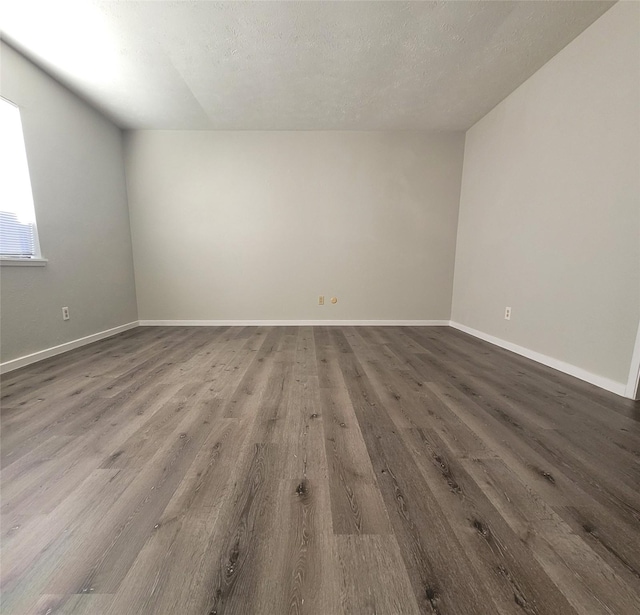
[452,1,640,385]
[125,131,464,322]
[0,43,138,363]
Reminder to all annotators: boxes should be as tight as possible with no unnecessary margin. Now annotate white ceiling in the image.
[1,0,615,131]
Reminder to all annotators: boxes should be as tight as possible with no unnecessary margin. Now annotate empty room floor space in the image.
[1,325,639,615]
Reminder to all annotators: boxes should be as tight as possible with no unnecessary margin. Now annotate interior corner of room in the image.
[2,3,640,614]
[0,0,638,401]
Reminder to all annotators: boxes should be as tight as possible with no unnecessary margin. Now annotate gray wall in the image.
[452,1,640,386]
[0,42,138,363]
[125,131,464,322]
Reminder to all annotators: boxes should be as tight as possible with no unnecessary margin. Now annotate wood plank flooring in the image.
[1,325,639,614]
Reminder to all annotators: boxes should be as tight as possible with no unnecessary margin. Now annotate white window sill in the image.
[1,257,48,267]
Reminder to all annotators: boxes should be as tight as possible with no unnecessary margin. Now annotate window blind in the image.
[0,211,36,257]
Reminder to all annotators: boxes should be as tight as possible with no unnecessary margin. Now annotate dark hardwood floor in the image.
[1,325,639,615]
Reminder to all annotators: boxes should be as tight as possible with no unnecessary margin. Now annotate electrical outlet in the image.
[318,295,325,305]
[331,297,338,304]
[62,307,70,321]
[504,306,511,320]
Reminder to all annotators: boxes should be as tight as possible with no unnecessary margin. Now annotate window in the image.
[0,97,42,260]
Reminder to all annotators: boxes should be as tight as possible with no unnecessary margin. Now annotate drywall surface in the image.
[0,43,138,363]
[125,131,464,321]
[452,1,640,385]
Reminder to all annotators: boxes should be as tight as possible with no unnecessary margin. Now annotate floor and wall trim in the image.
[449,321,628,398]
[0,321,140,374]
[2,318,635,399]
[138,320,451,327]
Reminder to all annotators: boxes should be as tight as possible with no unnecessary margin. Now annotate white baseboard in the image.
[3,318,630,399]
[138,319,450,327]
[0,321,140,374]
[449,321,627,398]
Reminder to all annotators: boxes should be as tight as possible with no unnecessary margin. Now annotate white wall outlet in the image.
[318,295,325,305]
[330,297,338,304]
[504,306,511,320]
[62,306,70,321]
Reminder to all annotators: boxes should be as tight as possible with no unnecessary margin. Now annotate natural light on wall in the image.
[0,97,41,259]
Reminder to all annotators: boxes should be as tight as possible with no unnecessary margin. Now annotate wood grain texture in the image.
[1,325,639,614]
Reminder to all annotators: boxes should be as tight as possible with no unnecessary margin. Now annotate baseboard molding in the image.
[138,319,450,327]
[0,321,140,374]
[449,321,627,398]
[3,318,629,398]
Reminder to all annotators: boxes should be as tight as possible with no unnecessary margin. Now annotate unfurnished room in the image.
[0,1,639,614]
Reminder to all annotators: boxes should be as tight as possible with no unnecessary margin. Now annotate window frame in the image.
[0,96,45,265]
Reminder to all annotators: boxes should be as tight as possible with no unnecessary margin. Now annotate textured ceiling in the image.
[1,1,615,130]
